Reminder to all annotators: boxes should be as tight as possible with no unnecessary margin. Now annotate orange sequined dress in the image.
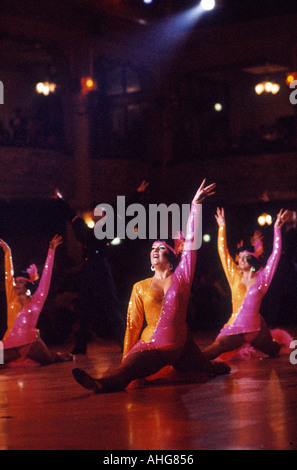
[123,204,201,359]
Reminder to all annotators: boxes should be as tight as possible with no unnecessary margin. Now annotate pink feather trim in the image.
[26,264,39,282]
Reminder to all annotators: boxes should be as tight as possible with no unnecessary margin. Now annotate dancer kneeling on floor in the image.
[72,178,231,394]
[203,207,292,361]
[0,235,73,365]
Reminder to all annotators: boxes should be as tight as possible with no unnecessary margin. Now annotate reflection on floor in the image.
[0,329,296,451]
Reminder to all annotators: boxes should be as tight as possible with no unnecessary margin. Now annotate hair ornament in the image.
[173,231,185,256]
[26,264,39,282]
[250,230,264,258]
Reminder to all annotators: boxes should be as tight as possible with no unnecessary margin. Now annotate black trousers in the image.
[74,257,125,350]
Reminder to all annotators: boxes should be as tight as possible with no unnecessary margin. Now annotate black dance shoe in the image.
[72,368,102,393]
[55,352,74,362]
[210,361,231,376]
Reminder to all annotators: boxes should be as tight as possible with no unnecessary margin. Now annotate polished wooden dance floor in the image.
[0,329,297,451]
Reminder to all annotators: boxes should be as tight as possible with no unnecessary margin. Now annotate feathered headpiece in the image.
[26,264,39,282]
[173,231,185,256]
[16,264,39,284]
[250,231,264,258]
[235,231,264,271]
[236,231,264,258]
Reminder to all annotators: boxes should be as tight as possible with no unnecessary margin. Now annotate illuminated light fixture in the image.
[255,83,264,95]
[143,0,153,3]
[266,214,272,225]
[201,0,216,11]
[255,81,280,95]
[36,81,56,96]
[203,234,211,242]
[286,72,297,86]
[111,237,121,246]
[258,213,273,226]
[80,77,97,95]
[82,210,95,228]
[214,102,223,112]
[87,220,95,229]
[83,214,95,228]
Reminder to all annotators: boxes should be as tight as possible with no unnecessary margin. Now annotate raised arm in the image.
[0,239,15,305]
[176,179,216,285]
[122,283,145,359]
[216,208,237,287]
[32,235,62,317]
[260,209,288,292]
[54,188,91,245]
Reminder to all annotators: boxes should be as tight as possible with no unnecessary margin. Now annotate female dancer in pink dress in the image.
[1,235,73,365]
[72,179,230,393]
[203,207,292,360]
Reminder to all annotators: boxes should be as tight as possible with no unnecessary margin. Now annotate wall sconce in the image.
[36,81,57,96]
[80,77,97,95]
[258,213,273,226]
[285,72,297,86]
[255,81,280,95]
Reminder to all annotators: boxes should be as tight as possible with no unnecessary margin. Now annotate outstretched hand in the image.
[215,207,225,226]
[275,209,289,228]
[0,239,10,253]
[192,179,216,205]
[49,234,63,250]
[53,188,64,200]
[137,180,149,193]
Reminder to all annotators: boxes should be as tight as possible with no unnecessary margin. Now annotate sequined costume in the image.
[123,204,200,359]
[2,247,55,349]
[216,223,281,338]
[72,198,231,392]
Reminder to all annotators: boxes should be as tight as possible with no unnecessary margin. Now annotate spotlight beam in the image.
[120,2,215,89]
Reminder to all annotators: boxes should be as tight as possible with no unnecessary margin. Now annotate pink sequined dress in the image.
[2,247,55,349]
[216,224,281,339]
[123,204,201,359]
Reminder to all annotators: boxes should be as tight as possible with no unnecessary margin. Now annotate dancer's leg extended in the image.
[28,337,73,365]
[73,339,230,393]
[2,347,21,364]
[250,316,280,357]
[73,349,169,393]
[173,333,231,375]
[203,333,245,360]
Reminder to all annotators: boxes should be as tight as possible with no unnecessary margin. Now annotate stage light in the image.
[265,214,272,225]
[254,81,280,95]
[35,81,56,96]
[203,234,211,243]
[42,84,50,96]
[258,213,272,226]
[271,83,280,94]
[80,77,97,95]
[286,72,297,86]
[214,102,223,111]
[255,83,265,95]
[84,213,95,228]
[258,215,266,226]
[201,0,216,11]
[143,0,153,4]
[86,78,94,88]
[111,237,121,245]
[36,82,44,94]
[87,220,95,229]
